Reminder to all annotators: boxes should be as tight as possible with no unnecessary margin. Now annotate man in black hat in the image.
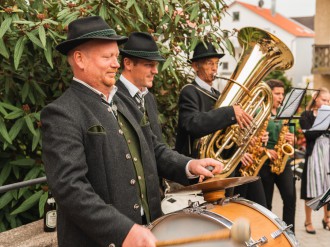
[175,41,269,206]
[116,32,165,143]
[175,41,252,158]
[41,17,223,247]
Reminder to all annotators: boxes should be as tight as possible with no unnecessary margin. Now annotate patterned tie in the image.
[134,93,145,114]
[211,87,220,98]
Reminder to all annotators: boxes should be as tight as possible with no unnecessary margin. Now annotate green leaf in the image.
[39,192,48,217]
[0,104,8,116]
[14,36,26,70]
[10,158,35,167]
[38,25,46,48]
[126,0,135,9]
[5,110,24,120]
[18,167,42,198]
[0,102,22,112]
[10,190,43,215]
[0,17,12,39]
[44,41,53,68]
[0,192,14,210]
[26,32,44,49]
[0,163,11,186]
[158,0,165,16]
[190,5,200,21]
[32,81,47,97]
[22,82,30,102]
[133,3,143,20]
[9,118,25,140]
[32,128,41,151]
[162,56,173,71]
[24,115,37,136]
[0,38,9,59]
[0,118,12,144]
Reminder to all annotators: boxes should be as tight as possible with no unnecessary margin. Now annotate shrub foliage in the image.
[0,0,232,230]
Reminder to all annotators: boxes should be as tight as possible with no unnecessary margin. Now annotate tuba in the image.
[195,27,294,178]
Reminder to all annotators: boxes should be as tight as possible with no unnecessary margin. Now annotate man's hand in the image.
[284,132,294,145]
[266,149,278,161]
[241,153,253,167]
[233,105,253,129]
[188,158,223,179]
[123,224,157,247]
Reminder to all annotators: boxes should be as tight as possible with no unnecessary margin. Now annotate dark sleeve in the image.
[299,111,324,141]
[178,85,236,138]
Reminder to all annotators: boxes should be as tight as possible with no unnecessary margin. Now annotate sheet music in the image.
[277,88,305,119]
[309,105,330,131]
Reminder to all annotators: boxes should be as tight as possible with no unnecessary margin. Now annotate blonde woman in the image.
[299,87,330,234]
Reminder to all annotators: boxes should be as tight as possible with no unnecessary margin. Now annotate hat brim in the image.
[56,35,128,55]
[188,53,225,63]
[120,49,165,62]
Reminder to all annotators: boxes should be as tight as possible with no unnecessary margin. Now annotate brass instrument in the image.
[239,117,270,177]
[270,119,294,175]
[195,27,294,178]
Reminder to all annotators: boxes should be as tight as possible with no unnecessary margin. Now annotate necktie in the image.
[211,87,220,98]
[134,93,145,114]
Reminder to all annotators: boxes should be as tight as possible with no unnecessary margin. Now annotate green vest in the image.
[117,113,150,223]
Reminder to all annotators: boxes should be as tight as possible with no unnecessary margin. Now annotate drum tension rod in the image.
[245,236,268,247]
[270,224,293,239]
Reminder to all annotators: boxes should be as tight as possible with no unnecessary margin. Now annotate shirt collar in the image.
[195,76,213,93]
[119,74,149,98]
[73,77,117,104]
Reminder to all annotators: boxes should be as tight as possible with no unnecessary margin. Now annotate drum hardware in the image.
[245,236,268,247]
[270,224,293,239]
[216,193,240,206]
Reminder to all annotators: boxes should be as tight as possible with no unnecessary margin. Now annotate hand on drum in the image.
[188,158,223,181]
[123,224,157,247]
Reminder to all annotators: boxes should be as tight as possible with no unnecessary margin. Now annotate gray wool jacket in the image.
[41,80,192,247]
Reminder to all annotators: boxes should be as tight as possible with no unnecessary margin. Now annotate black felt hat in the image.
[120,32,165,61]
[56,16,128,55]
[189,42,225,63]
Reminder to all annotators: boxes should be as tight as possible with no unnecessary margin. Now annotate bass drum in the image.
[150,198,299,247]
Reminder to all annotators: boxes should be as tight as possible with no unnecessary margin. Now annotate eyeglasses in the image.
[205,61,222,67]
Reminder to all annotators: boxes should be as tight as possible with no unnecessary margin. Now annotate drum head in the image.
[150,211,241,247]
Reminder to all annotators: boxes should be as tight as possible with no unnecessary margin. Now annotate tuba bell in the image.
[195,27,294,178]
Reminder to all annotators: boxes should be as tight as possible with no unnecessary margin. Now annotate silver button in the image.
[119,129,123,135]
[127,140,131,144]
[133,157,138,162]
[119,122,123,126]
[126,154,131,159]
[141,194,144,199]
[138,176,142,180]
[130,179,136,185]
[231,117,235,121]
[133,204,140,210]
[108,244,115,247]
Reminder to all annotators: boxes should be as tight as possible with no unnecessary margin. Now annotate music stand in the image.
[307,187,330,211]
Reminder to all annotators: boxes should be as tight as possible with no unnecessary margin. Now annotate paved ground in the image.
[272,179,329,246]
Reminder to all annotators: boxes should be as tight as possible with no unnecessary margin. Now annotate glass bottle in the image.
[43,190,57,232]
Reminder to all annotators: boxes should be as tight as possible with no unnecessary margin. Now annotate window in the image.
[233,11,240,21]
[222,62,228,70]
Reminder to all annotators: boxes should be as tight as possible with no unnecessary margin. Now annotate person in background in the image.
[41,16,223,247]
[299,87,330,234]
[259,79,296,232]
[175,41,267,206]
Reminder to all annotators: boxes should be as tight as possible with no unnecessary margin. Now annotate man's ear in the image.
[73,50,86,70]
[192,61,199,71]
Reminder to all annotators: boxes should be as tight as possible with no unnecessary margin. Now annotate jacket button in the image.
[130,179,136,185]
[133,204,140,210]
[108,244,115,247]
[119,129,123,135]
[133,157,138,162]
[125,154,131,159]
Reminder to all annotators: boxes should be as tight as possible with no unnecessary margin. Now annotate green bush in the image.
[0,0,231,230]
